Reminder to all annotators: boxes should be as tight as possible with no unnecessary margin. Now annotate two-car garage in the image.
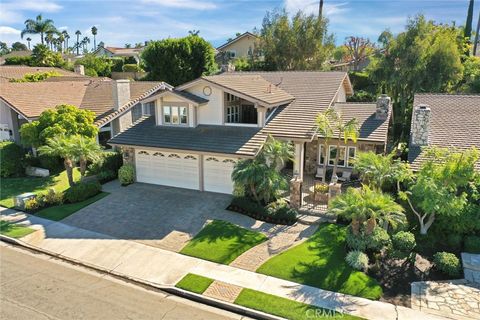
[135,149,237,194]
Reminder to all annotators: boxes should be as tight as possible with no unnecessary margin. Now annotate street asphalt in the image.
[0,243,247,320]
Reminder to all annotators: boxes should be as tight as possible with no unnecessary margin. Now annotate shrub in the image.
[64,182,101,203]
[118,164,135,186]
[465,236,480,253]
[97,170,117,184]
[346,226,391,252]
[23,154,64,174]
[4,56,33,66]
[0,141,25,177]
[41,188,64,206]
[122,64,143,72]
[345,251,369,271]
[433,252,461,277]
[231,197,267,215]
[392,231,416,252]
[88,151,123,175]
[230,197,297,224]
[314,183,329,194]
[446,234,463,251]
[266,199,298,221]
[24,198,41,211]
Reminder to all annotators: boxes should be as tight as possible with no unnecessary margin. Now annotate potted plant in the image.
[314,183,329,204]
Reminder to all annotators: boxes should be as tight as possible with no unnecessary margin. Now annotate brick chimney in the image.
[375,94,391,120]
[74,64,85,75]
[113,79,130,110]
[411,104,431,146]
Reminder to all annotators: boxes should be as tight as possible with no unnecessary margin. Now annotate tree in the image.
[82,36,90,52]
[21,14,57,45]
[399,147,479,235]
[318,0,324,19]
[74,54,113,77]
[344,36,375,71]
[369,15,464,142]
[75,30,81,55]
[45,31,55,50]
[11,42,28,51]
[315,108,335,182]
[142,34,217,86]
[62,30,69,50]
[91,26,98,50]
[0,42,10,55]
[125,43,132,48]
[71,135,102,177]
[20,104,98,149]
[38,136,77,186]
[31,44,64,67]
[262,135,294,169]
[260,9,334,70]
[26,38,32,50]
[465,0,474,55]
[474,10,480,56]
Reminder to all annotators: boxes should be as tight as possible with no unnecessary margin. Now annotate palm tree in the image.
[232,158,269,203]
[21,14,57,45]
[57,34,65,52]
[474,10,480,56]
[91,26,98,50]
[38,136,77,187]
[81,36,90,52]
[45,31,55,50]
[62,30,69,49]
[315,108,335,182]
[261,134,294,169]
[75,30,81,55]
[71,135,102,177]
[26,37,32,50]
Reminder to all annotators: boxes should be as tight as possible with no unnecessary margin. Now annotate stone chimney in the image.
[375,94,391,120]
[411,104,431,146]
[74,64,85,75]
[220,62,235,73]
[113,79,130,110]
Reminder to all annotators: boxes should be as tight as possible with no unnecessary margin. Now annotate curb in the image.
[0,234,284,320]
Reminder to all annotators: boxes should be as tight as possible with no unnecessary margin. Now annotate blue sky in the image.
[0,0,477,48]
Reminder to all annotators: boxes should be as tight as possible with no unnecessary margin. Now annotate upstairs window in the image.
[143,101,155,116]
[163,106,187,125]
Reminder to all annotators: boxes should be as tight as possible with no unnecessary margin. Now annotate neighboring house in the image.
[216,32,259,60]
[0,65,86,82]
[109,71,391,194]
[408,94,480,171]
[0,65,170,147]
[0,50,32,65]
[93,45,144,64]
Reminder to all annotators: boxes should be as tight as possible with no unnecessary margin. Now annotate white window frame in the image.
[226,105,240,123]
[347,146,356,168]
[163,105,188,126]
[328,145,346,167]
[318,145,325,165]
[142,101,155,116]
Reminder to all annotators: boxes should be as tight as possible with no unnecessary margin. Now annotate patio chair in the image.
[337,171,351,182]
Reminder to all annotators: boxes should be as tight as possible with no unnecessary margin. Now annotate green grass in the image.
[35,192,109,221]
[175,273,214,294]
[256,223,383,300]
[234,289,362,320]
[0,169,81,208]
[180,220,268,264]
[0,221,36,238]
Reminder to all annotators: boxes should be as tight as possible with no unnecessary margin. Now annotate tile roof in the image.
[216,32,258,51]
[143,89,208,106]
[109,117,263,156]
[202,74,295,107]
[408,94,480,171]
[0,65,85,82]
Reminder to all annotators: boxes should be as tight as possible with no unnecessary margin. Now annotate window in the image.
[131,104,142,122]
[227,50,236,58]
[142,101,155,116]
[226,105,240,123]
[328,146,346,167]
[226,93,239,102]
[347,146,356,167]
[163,105,187,125]
[98,124,112,149]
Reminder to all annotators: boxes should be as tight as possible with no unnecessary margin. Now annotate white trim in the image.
[328,145,347,167]
[347,146,356,168]
[224,123,258,128]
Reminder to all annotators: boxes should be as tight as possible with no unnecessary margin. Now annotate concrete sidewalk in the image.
[1,209,447,320]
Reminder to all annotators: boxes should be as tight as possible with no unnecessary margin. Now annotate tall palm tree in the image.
[331,111,359,182]
[21,14,57,45]
[71,135,102,177]
[38,136,77,187]
[45,31,55,50]
[81,36,90,52]
[62,30,69,49]
[26,37,32,50]
[75,30,81,55]
[57,34,65,52]
[261,134,294,169]
[232,158,269,203]
[91,26,98,50]
[315,108,335,182]
[474,10,480,56]
[65,34,70,52]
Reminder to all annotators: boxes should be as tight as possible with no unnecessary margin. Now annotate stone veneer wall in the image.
[122,147,135,165]
[411,105,431,146]
[304,141,318,175]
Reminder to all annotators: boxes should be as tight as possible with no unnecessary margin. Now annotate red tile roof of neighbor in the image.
[0,65,85,82]
[408,94,480,171]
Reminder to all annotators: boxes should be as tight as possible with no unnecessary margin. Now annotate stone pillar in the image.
[257,105,267,127]
[375,94,391,120]
[328,183,341,200]
[290,177,302,209]
[122,147,135,165]
[411,104,431,146]
[304,141,318,175]
[293,141,304,180]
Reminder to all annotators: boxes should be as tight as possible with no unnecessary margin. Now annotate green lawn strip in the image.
[0,221,36,238]
[256,223,383,300]
[0,169,81,208]
[35,192,109,221]
[175,273,214,294]
[234,288,363,320]
[180,220,268,264]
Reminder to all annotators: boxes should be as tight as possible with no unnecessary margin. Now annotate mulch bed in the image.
[226,204,296,226]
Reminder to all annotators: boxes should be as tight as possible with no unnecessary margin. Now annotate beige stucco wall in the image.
[335,83,347,102]
[219,35,257,58]
[186,83,224,125]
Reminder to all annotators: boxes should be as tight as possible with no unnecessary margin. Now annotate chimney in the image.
[113,79,130,110]
[375,94,391,120]
[411,104,431,146]
[74,64,85,75]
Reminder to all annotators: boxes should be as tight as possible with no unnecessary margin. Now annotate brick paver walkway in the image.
[411,280,480,320]
[203,281,243,303]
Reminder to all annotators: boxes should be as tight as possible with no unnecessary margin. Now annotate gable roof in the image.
[216,32,258,51]
[142,89,208,106]
[95,46,143,56]
[0,65,85,82]
[408,94,480,171]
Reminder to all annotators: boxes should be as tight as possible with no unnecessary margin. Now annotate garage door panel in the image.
[203,156,236,194]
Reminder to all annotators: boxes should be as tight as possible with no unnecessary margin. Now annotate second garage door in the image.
[136,150,200,190]
[203,156,237,194]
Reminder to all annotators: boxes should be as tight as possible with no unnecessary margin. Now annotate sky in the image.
[0,0,477,49]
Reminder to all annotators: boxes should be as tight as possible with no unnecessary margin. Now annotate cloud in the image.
[0,26,21,35]
[0,0,62,24]
[141,0,217,10]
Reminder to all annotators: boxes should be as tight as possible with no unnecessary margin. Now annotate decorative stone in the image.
[411,104,431,146]
[122,147,135,165]
[290,177,302,209]
[13,193,36,210]
[304,141,318,175]
[25,166,49,177]
[375,94,391,120]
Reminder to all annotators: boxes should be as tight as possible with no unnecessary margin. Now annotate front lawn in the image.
[175,273,214,294]
[180,220,268,264]
[0,221,36,238]
[234,289,362,320]
[35,192,109,221]
[0,170,80,208]
[256,223,383,300]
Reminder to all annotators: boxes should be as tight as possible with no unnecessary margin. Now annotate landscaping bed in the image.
[227,196,297,225]
[179,220,268,264]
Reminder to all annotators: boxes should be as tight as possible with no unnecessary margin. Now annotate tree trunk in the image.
[474,10,480,56]
[351,219,360,235]
[64,158,74,187]
[366,217,376,235]
[79,156,87,177]
[41,32,44,44]
[322,141,328,182]
[331,135,341,182]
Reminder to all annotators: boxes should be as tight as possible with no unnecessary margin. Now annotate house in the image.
[408,94,480,171]
[216,32,259,60]
[109,71,391,195]
[93,45,143,64]
[0,66,171,147]
[0,65,87,82]
[0,50,32,65]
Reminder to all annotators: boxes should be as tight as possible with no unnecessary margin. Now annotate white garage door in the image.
[136,150,199,190]
[203,156,237,194]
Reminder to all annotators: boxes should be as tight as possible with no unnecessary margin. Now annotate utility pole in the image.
[319,0,324,19]
[474,10,480,56]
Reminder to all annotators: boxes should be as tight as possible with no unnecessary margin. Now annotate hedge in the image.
[228,197,297,225]
[0,141,25,177]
